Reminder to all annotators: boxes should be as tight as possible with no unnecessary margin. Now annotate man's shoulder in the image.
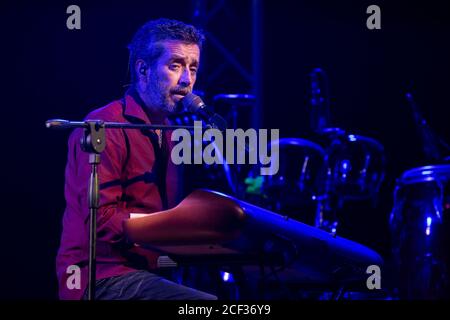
[85,99,125,122]
[67,98,125,143]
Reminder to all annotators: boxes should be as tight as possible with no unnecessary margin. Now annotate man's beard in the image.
[147,76,177,114]
[149,86,176,114]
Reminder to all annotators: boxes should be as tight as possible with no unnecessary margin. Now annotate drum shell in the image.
[259,138,325,225]
[321,133,385,201]
[390,165,450,299]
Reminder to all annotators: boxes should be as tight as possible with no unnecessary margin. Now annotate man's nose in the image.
[179,68,192,87]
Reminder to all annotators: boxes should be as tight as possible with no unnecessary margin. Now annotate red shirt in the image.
[56,90,181,299]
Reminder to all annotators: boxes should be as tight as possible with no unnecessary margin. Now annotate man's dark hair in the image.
[128,18,205,83]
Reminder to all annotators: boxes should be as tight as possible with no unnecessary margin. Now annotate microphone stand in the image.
[46,119,200,301]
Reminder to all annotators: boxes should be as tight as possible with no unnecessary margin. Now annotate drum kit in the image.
[168,72,450,299]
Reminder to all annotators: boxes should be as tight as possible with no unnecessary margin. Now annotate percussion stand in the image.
[213,94,255,198]
[315,193,339,236]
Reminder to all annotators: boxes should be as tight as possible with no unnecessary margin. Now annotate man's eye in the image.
[190,68,198,74]
[170,64,181,70]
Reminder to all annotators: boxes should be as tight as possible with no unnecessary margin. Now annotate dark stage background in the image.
[1,0,450,299]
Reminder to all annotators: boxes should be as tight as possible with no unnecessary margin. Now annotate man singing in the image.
[56,18,217,300]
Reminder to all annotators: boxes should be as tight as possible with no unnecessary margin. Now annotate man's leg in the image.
[86,270,218,300]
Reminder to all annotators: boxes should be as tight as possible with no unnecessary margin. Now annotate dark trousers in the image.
[83,270,217,300]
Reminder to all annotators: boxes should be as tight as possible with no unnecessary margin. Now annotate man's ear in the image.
[135,59,148,79]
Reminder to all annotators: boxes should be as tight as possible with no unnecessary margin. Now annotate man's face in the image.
[143,40,200,114]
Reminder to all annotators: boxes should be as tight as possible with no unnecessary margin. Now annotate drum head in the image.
[400,164,450,185]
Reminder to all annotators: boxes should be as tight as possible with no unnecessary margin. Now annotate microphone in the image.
[181,93,228,131]
[46,119,87,129]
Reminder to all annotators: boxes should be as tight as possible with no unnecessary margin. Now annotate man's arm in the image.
[67,125,130,245]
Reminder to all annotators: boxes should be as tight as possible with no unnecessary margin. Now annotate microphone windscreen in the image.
[181,93,204,112]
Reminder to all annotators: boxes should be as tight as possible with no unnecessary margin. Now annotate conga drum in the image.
[390,164,450,299]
